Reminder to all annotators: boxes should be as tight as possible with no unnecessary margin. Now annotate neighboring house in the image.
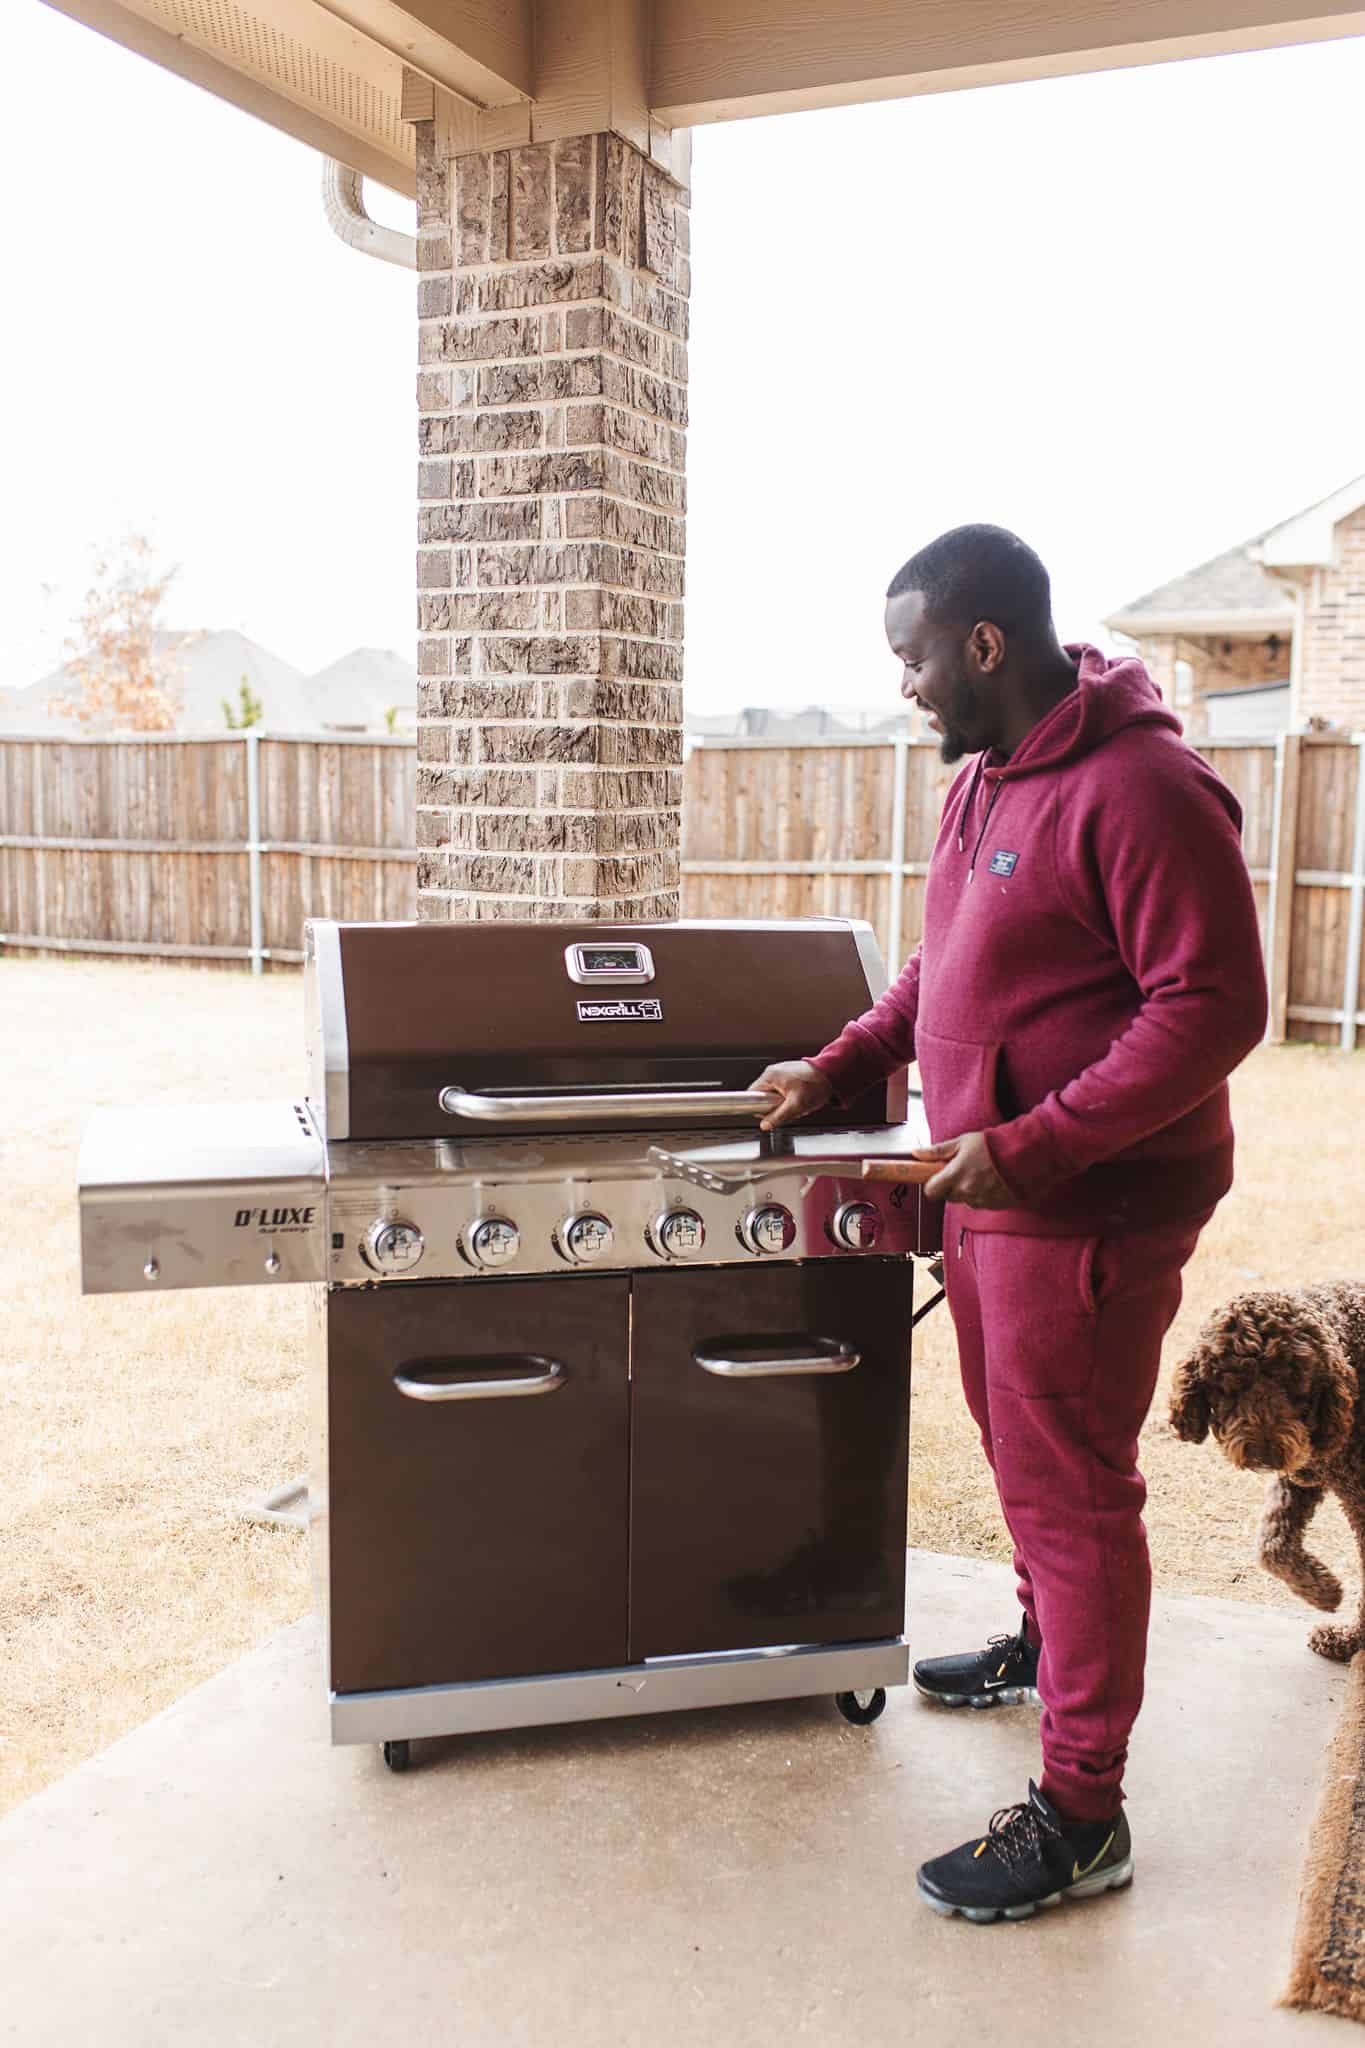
[0,632,418,735]
[1105,472,1365,738]
[685,704,913,742]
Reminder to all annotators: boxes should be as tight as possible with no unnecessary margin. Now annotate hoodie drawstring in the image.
[956,756,986,853]
[957,755,1003,880]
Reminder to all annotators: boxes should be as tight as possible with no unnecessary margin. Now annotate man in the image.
[752,525,1267,1925]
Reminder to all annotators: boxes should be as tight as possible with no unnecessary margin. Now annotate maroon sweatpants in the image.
[942,1204,1206,1823]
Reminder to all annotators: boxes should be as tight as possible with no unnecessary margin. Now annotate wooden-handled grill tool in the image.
[646,1141,943,1198]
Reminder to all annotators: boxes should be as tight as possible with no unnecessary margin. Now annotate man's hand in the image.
[749,1059,834,1130]
[915,1132,1018,1210]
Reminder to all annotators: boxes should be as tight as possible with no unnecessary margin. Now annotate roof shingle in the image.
[1107,539,1289,625]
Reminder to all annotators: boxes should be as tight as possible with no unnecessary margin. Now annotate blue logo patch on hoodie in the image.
[988,849,1020,878]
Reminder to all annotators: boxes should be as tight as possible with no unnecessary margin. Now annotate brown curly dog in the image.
[1169,1284,1365,1662]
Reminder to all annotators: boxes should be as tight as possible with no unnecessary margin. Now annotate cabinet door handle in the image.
[393,1355,566,1401]
[693,1336,860,1378]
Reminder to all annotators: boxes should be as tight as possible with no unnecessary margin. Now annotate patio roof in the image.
[38,0,1365,198]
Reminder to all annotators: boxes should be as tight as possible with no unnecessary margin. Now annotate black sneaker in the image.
[918,1781,1133,1923]
[912,1617,1040,1709]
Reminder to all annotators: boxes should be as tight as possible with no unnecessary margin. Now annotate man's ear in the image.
[969,620,1006,675]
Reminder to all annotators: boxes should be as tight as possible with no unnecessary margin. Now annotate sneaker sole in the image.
[913,1681,1041,1710]
[918,1856,1135,1924]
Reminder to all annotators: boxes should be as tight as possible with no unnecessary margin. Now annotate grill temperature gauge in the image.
[739,1202,796,1256]
[557,1212,614,1265]
[465,1216,521,1269]
[828,1200,883,1252]
[362,1219,425,1274]
[649,1207,706,1260]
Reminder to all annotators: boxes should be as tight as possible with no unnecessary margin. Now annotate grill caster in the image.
[382,1740,412,1773]
[835,1688,887,1726]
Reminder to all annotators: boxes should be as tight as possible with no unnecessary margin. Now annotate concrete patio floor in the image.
[0,1549,1349,2047]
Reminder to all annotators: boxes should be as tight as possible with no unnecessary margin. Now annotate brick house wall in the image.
[1292,504,1365,732]
[1128,631,1289,738]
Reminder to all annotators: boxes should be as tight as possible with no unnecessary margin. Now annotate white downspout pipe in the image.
[322,161,416,270]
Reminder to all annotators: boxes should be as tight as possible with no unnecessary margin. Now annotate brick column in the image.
[411,122,689,921]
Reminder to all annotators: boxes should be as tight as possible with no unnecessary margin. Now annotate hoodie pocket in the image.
[915,1025,1006,1143]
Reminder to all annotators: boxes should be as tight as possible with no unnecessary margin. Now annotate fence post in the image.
[886,734,909,974]
[244,730,264,977]
[1341,738,1365,1053]
[1265,731,1302,1044]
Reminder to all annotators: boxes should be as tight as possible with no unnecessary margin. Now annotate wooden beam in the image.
[399,3,690,180]
[650,0,1365,125]
[315,0,532,104]
[531,0,651,153]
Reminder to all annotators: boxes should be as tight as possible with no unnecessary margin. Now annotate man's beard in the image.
[934,667,979,765]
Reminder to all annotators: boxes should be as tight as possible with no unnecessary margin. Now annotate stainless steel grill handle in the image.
[439,1086,773,1125]
[393,1357,566,1402]
[693,1338,861,1379]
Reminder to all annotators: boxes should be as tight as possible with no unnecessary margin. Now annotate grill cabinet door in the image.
[629,1261,913,1660]
[327,1276,629,1694]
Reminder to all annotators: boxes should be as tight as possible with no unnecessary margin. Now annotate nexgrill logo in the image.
[234,1206,317,1230]
[576,998,663,1023]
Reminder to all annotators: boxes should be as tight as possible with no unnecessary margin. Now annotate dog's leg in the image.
[1309,1621,1364,1662]
[1309,1489,1365,1663]
[1258,1476,1342,1613]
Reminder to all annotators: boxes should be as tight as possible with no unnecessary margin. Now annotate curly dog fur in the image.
[1170,1283,1365,1662]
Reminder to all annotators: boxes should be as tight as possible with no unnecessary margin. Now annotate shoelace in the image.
[983,1629,1030,1673]
[978,1800,1062,1874]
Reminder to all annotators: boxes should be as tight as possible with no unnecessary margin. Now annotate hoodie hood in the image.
[994,644,1180,781]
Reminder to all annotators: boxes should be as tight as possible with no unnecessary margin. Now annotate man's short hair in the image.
[887,525,1052,638]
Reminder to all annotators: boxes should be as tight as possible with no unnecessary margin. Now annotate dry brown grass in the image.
[2,955,1363,1817]
[0,958,310,1817]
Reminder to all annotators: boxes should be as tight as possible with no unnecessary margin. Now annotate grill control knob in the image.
[557,1212,614,1265]
[465,1216,520,1270]
[739,1202,796,1257]
[829,1200,883,1253]
[362,1220,425,1274]
[649,1207,706,1261]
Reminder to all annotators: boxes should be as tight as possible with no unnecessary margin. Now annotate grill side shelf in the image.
[77,1100,327,1294]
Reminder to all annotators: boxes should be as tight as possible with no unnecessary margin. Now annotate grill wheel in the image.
[835,1688,887,1726]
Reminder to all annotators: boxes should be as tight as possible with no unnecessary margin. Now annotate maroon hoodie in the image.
[811,645,1268,1234]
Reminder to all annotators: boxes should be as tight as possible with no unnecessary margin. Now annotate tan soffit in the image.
[649,0,1365,123]
[40,0,422,192]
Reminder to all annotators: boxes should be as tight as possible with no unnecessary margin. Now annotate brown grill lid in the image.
[306,918,895,1140]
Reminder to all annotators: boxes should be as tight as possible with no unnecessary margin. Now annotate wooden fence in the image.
[2,729,1363,1046]
[0,732,415,968]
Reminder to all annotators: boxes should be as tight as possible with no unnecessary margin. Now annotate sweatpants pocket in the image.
[976,1233,1102,1400]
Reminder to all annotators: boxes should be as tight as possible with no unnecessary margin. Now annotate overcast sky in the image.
[3,4,1364,712]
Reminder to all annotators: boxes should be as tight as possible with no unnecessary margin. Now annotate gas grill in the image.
[79,918,942,1771]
